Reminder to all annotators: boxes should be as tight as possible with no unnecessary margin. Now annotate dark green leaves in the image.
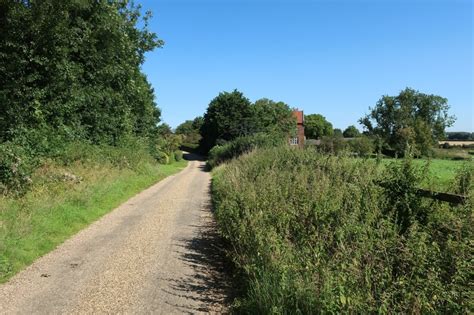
[0,0,163,145]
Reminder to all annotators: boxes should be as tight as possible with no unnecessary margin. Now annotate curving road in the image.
[0,154,229,314]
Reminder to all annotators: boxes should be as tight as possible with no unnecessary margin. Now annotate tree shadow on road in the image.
[183,152,212,172]
[164,197,234,313]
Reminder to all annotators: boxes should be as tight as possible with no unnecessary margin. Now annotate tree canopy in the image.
[304,114,333,139]
[253,98,295,136]
[446,132,474,141]
[359,88,455,155]
[199,91,297,152]
[175,117,203,146]
[343,125,360,138]
[0,0,162,145]
[199,90,254,152]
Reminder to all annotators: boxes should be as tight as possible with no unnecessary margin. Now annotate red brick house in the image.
[290,110,305,147]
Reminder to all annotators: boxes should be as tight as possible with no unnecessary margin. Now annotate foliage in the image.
[0,0,162,144]
[212,147,472,313]
[446,132,474,141]
[174,150,183,162]
[200,90,254,152]
[379,156,428,234]
[150,133,183,164]
[0,143,35,195]
[304,114,333,139]
[207,133,285,168]
[199,91,297,153]
[359,88,456,156]
[319,135,348,154]
[175,117,203,135]
[333,128,343,137]
[175,117,203,147]
[452,163,474,195]
[343,125,360,138]
[156,123,173,136]
[154,152,169,164]
[349,136,374,157]
[253,98,296,136]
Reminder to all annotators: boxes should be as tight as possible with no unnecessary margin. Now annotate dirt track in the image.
[0,154,230,314]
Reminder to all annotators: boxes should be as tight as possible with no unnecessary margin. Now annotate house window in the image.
[289,137,299,145]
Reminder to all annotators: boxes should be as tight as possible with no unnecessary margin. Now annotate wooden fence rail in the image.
[377,183,468,205]
[415,188,468,205]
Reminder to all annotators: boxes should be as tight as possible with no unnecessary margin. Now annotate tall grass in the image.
[207,133,285,168]
[212,146,472,313]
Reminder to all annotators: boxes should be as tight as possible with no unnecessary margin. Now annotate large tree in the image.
[253,98,296,136]
[0,0,162,144]
[200,90,254,152]
[304,114,333,139]
[359,88,455,155]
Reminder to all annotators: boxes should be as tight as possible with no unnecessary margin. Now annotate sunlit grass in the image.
[0,159,187,282]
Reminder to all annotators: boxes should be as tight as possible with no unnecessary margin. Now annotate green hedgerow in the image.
[212,146,472,313]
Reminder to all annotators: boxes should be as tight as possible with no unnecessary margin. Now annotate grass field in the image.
[0,159,187,283]
[378,158,471,192]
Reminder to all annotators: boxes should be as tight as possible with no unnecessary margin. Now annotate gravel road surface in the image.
[0,154,230,314]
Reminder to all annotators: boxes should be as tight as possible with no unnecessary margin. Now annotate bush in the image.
[379,156,428,233]
[319,135,348,154]
[452,163,474,195]
[174,150,183,161]
[0,143,36,195]
[349,136,374,157]
[212,146,472,313]
[155,151,169,165]
[207,133,285,168]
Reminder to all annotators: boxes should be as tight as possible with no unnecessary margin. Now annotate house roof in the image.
[292,110,304,124]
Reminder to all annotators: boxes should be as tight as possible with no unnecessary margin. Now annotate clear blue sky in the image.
[139,0,473,131]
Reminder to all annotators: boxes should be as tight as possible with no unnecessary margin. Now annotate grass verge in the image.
[0,159,187,282]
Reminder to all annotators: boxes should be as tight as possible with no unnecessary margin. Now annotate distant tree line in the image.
[187,87,459,158]
[445,132,474,141]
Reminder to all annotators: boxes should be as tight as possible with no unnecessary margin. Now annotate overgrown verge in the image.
[0,142,187,282]
[208,133,285,168]
[212,146,472,313]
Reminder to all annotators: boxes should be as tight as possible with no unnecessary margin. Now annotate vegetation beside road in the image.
[0,143,187,283]
[212,146,472,313]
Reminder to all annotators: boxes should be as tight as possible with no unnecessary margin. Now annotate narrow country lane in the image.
[0,154,230,314]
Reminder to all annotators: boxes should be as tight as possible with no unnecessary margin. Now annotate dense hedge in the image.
[212,146,472,313]
[207,133,285,168]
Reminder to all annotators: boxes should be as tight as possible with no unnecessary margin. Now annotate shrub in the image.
[207,133,285,168]
[155,151,169,165]
[349,136,374,157]
[452,163,474,195]
[0,143,36,195]
[319,135,348,154]
[212,146,472,313]
[174,150,183,161]
[379,156,428,234]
